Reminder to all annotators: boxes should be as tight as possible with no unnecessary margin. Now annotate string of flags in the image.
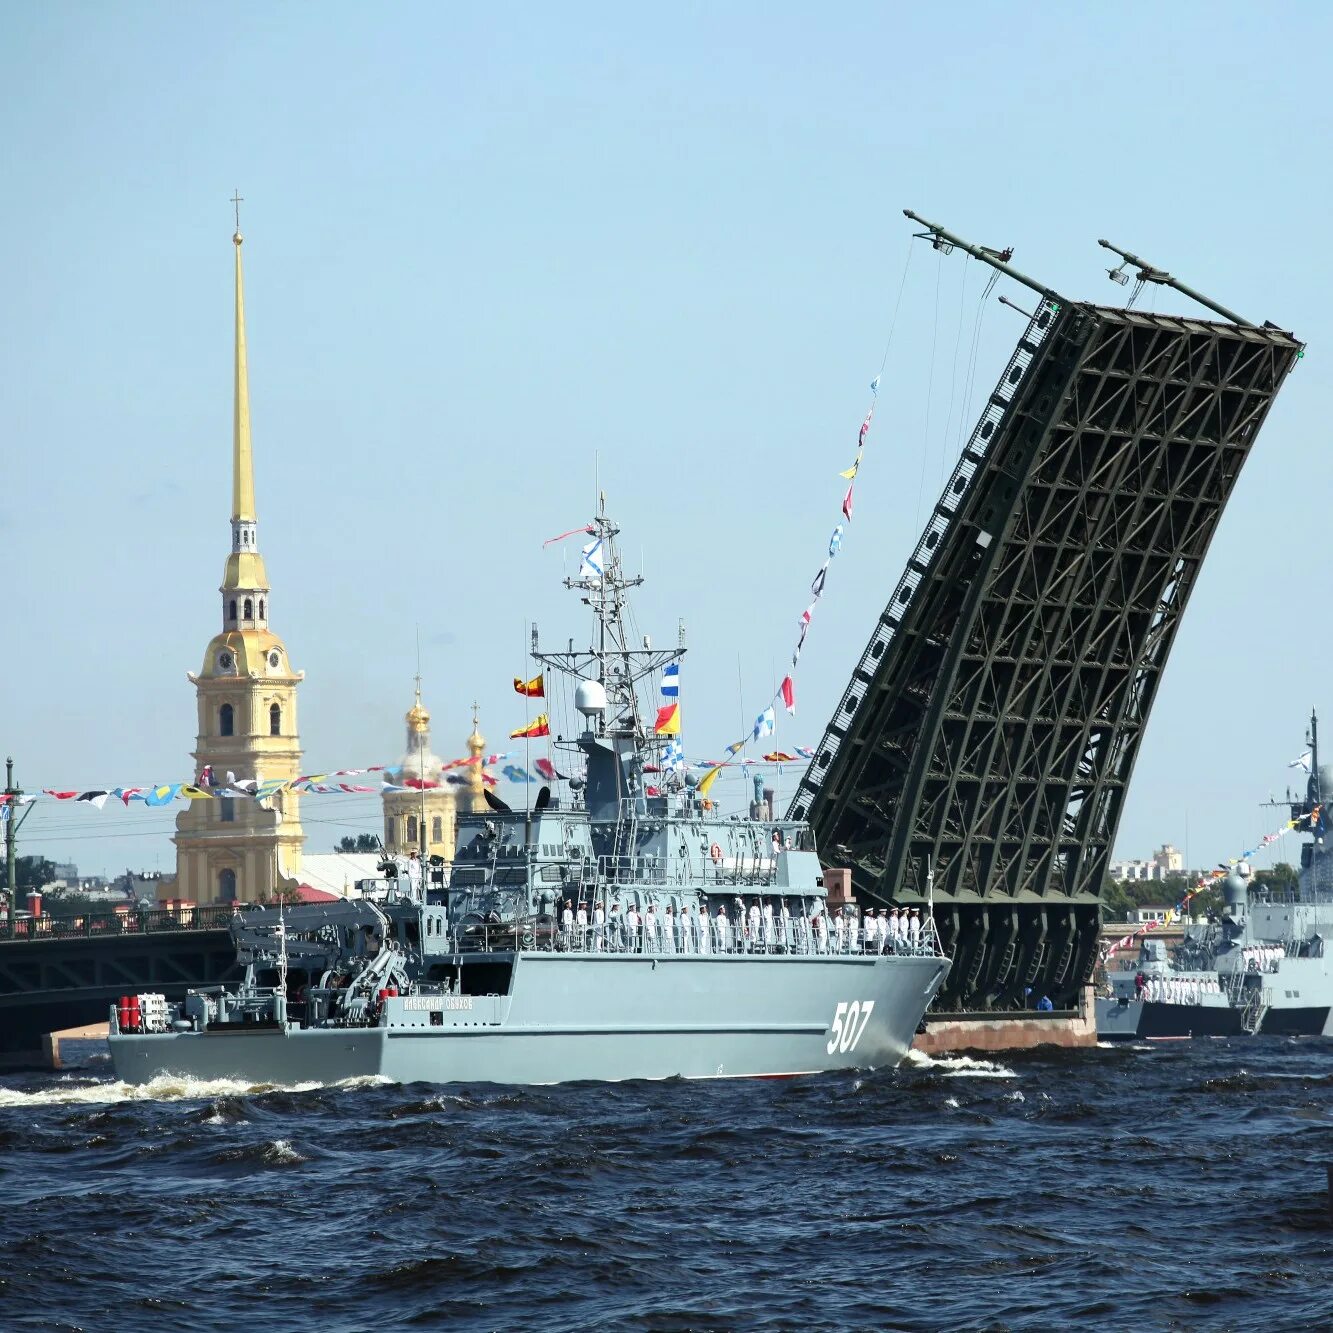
[698,373,883,798]
[0,744,824,814]
[1102,815,1306,962]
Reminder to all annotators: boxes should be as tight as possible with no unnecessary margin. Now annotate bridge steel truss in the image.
[791,298,1302,1012]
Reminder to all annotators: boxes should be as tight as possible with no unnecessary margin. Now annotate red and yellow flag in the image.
[513,673,545,698]
[653,703,680,736]
[510,714,550,739]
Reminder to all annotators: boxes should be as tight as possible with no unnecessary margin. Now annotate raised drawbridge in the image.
[791,214,1303,1012]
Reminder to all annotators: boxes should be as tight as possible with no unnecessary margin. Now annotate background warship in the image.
[108,506,949,1086]
[1099,711,1333,1040]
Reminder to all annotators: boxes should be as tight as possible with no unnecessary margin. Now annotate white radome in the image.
[575,679,608,717]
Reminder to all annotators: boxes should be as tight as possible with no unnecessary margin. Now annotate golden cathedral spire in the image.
[222,193,269,599]
[232,192,256,525]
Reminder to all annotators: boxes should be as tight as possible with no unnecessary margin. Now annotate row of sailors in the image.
[1137,974,1222,1005]
[1241,945,1285,973]
[555,899,928,954]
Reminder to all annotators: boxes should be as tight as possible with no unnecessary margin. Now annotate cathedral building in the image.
[381,691,490,859]
[172,220,305,903]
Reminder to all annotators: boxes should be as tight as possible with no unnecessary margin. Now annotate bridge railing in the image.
[3,904,237,941]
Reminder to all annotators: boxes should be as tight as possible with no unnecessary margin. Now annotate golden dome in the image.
[407,698,430,734]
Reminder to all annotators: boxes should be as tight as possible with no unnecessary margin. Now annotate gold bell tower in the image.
[172,205,306,903]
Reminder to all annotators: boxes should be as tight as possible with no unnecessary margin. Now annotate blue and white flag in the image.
[753,706,776,741]
[870,374,881,394]
[663,737,684,770]
[828,524,843,558]
[579,538,605,582]
[661,662,680,699]
[1288,750,1312,772]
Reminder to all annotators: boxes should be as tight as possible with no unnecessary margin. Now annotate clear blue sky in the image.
[5,2,1330,878]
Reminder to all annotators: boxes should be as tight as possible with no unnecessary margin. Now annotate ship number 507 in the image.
[827,1000,875,1054]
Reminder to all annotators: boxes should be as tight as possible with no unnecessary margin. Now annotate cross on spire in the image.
[231,189,244,234]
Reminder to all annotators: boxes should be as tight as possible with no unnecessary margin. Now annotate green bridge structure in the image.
[791,214,1302,1014]
[0,907,237,1067]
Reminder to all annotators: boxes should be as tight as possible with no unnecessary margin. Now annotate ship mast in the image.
[534,493,682,744]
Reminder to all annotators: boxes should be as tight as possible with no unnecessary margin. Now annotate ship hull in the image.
[1096,997,1243,1041]
[1096,996,1332,1041]
[109,951,949,1086]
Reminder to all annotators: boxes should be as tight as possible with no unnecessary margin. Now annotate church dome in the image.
[398,685,444,782]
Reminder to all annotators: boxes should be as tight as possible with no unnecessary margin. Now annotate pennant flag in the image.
[144,784,181,808]
[254,779,288,800]
[1288,751,1312,771]
[579,538,605,581]
[543,523,594,548]
[339,784,375,793]
[514,673,545,698]
[654,703,681,736]
[661,663,680,699]
[482,773,498,789]
[698,766,724,797]
[763,751,797,763]
[511,714,551,739]
[839,457,861,481]
[841,484,854,522]
[829,525,843,558]
[502,764,535,783]
[781,675,795,714]
[534,757,569,782]
[43,790,78,800]
[76,790,109,807]
[115,787,146,804]
[403,778,441,790]
[178,785,214,800]
[795,746,815,758]
[870,374,881,394]
[811,564,828,599]
[753,707,776,740]
[725,739,747,756]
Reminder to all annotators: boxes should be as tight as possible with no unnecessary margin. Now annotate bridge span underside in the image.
[0,928,236,1061]
[793,301,1301,1012]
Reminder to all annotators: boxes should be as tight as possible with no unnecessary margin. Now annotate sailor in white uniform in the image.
[747,900,762,953]
[662,904,677,954]
[626,903,641,952]
[717,904,732,952]
[575,902,588,950]
[762,899,775,952]
[593,901,606,952]
[814,910,829,953]
[779,898,792,950]
[644,904,659,952]
[561,899,575,949]
[883,909,897,954]
[908,907,921,950]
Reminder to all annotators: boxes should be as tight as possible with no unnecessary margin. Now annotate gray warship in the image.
[1098,711,1333,1041]
[109,505,950,1086]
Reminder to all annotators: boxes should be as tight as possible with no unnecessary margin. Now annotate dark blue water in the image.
[0,1039,1328,1332]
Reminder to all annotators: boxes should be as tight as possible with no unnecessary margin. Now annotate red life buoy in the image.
[710,843,722,863]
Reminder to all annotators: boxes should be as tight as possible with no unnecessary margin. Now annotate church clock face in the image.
[268,650,281,669]
[217,651,235,672]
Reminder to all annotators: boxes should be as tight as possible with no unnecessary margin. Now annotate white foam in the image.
[264,1138,307,1165]
[0,1070,393,1109]
[944,1095,960,1109]
[904,1050,1018,1079]
[1006,1088,1025,1102]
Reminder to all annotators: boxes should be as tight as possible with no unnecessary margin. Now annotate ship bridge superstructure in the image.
[791,214,1303,1012]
